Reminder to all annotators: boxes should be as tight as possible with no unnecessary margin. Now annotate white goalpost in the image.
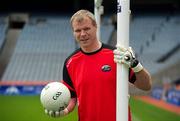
[94,0,130,121]
[116,0,130,121]
[94,0,103,40]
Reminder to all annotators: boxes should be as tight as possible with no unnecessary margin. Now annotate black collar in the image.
[80,43,103,55]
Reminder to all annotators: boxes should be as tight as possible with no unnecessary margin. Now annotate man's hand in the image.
[44,108,69,118]
[113,46,143,73]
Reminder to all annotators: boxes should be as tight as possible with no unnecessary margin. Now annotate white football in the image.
[40,82,70,111]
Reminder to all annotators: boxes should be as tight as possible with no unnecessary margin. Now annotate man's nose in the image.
[80,30,86,36]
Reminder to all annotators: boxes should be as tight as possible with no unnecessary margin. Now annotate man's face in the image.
[72,17,97,48]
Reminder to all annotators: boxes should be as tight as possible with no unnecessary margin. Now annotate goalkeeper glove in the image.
[44,108,69,118]
[114,46,143,73]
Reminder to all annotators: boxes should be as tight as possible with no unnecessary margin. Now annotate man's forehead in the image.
[73,17,92,27]
[74,16,90,23]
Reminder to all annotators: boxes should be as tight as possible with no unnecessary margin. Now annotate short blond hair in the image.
[70,9,97,28]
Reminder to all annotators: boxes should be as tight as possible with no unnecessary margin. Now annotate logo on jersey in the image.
[101,65,111,72]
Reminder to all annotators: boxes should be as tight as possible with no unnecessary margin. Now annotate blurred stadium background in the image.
[0,0,179,121]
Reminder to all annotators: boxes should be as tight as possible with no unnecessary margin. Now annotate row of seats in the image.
[0,22,7,49]
[134,14,180,75]
[130,14,167,55]
[2,16,75,81]
[1,13,180,81]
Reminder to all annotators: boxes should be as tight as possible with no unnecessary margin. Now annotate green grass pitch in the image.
[0,95,179,121]
[129,97,179,121]
[0,95,78,121]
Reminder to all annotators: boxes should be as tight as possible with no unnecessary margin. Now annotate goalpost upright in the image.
[94,0,103,41]
[116,0,130,121]
[94,0,130,121]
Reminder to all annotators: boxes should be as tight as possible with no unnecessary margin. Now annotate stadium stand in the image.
[137,13,180,76]
[1,14,114,82]
[2,15,75,81]
[1,13,180,93]
[108,13,180,78]
[130,14,167,56]
[100,16,114,44]
[2,12,180,81]
[0,16,8,50]
[107,13,180,97]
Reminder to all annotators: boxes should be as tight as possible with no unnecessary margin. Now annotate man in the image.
[45,9,152,121]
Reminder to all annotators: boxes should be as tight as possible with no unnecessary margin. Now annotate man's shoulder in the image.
[64,48,81,62]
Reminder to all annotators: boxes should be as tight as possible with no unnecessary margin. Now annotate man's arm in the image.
[114,46,152,91]
[134,68,152,91]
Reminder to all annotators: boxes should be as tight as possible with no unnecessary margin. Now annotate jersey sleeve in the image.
[63,62,77,98]
[129,69,136,84]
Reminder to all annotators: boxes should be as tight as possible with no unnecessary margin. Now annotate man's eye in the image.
[75,30,80,33]
[84,28,90,31]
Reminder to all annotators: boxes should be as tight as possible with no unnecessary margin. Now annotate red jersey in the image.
[63,44,136,121]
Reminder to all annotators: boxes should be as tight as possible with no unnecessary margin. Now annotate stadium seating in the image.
[1,13,180,84]
[0,16,8,49]
[2,15,75,81]
[130,14,166,55]
[130,14,180,75]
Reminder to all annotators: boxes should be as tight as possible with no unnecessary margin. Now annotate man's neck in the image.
[81,41,102,53]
